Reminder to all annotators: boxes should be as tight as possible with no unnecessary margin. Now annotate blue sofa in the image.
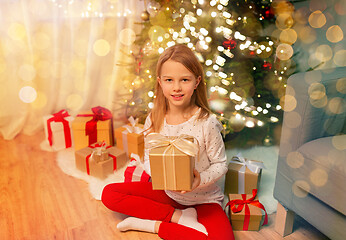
[273,67,346,240]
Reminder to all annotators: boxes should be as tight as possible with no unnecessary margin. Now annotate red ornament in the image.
[264,7,275,20]
[223,39,237,50]
[262,61,272,70]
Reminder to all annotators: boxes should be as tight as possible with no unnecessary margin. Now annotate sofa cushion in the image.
[296,135,346,214]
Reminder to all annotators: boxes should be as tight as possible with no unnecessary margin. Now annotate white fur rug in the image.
[49,141,278,214]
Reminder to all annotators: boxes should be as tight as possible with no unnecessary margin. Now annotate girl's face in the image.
[158,60,200,111]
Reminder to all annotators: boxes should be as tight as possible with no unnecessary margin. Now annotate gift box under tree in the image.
[43,109,74,151]
[72,106,114,151]
[226,189,268,231]
[75,142,126,179]
[224,154,265,195]
[124,153,150,183]
[114,117,144,160]
[147,133,198,191]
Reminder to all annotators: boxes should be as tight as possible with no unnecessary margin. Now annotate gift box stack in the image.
[114,116,145,161]
[75,141,127,179]
[71,106,114,151]
[43,109,74,151]
[43,106,149,180]
[224,154,267,231]
[146,133,198,191]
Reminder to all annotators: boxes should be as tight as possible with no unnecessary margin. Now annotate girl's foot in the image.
[117,217,156,233]
[177,208,208,235]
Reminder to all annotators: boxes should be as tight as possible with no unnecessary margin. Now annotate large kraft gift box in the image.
[43,110,74,151]
[147,133,198,191]
[227,190,268,231]
[72,106,114,151]
[75,142,127,179]
[224,154,265,195]
[114,117,144,160]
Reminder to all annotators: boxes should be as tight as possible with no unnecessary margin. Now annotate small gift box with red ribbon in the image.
[114,116,144,160]
[226,189,268,231]
[43,109,74,151]
[225,153,265,195]
[147,133,199,191]
[75,142,127,179]
[72,106,114,151]
[124,153,151,183]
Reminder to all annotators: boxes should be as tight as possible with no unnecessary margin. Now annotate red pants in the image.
[101,182,234,240]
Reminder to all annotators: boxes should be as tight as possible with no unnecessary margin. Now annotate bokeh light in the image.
[336,78,346,93]
[332,135,346,150]
[326,25,344,43]
[308,10,326,28]
[276,43,293,60]
[327,97,345,114]
[93,39,110,56]
[66,94,84,110]
[286,151,304,168]
[292,180,310,198]
[19,86,37,103]
[309,168,328,187]
[308,83,326,100]
[333,50,346,66]
[280,29,297,45]
[280,94,296,112]
[119,28,136,46]
[315,44,333,62]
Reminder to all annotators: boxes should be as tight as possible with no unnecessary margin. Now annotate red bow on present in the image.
[47,109,72,148]
[85,143,117,175]
[77,106,113,145]
[225,189,268,230]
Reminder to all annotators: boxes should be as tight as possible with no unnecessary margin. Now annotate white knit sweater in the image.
[143,109,228,206]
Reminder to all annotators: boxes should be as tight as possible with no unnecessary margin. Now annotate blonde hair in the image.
[149,44,210,133]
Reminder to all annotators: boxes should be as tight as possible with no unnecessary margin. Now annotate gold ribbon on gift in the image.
[146,133,200,189]
[230,153,265,194]
[121,116,144,157]
[90,142,109,163]
[123,116,143,134]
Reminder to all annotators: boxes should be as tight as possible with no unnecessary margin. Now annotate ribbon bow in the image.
[146,133,199,159]
[123,116,143,134]
[90,141,107,161]
[230,153,265,174]
[85,142,117,175]
[225,189,268,230]
[47,109,72,148]
[77,106,113,145]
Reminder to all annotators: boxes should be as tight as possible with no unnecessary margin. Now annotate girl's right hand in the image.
[180,169,200,194]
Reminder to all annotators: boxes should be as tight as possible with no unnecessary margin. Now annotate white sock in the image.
[178,208,208,235]
[117,217,156,233]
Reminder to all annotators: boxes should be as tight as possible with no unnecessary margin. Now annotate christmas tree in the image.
[115,0,298,146]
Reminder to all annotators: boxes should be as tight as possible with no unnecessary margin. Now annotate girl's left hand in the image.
[181,169,200,194]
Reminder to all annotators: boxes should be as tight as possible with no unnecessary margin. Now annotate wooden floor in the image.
[0,131,329,240]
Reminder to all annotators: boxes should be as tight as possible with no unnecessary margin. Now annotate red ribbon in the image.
[47,109,72,148]
[85,143,116,175]
[77,106,113,145]
[225,189,268,230]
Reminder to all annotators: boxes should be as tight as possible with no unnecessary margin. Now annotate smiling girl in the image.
[102,44,234,240]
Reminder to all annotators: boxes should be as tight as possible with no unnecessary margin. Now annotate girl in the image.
[102,44,234,240]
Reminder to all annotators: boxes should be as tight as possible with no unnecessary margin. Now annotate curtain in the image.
[0,0,144,140]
